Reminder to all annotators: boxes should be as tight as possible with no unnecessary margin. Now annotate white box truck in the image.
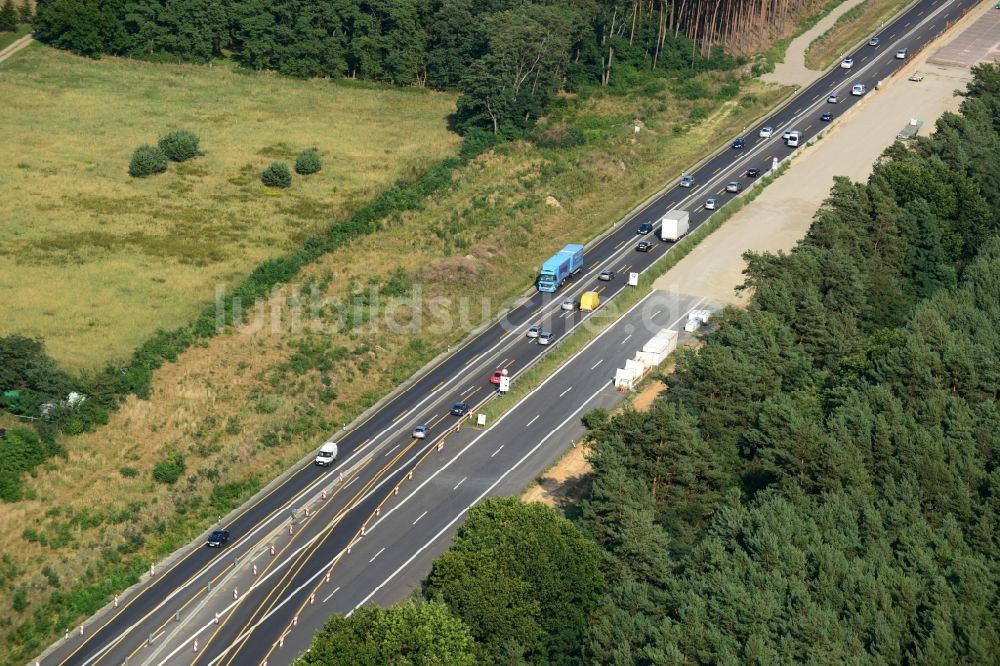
[658,210,690,242]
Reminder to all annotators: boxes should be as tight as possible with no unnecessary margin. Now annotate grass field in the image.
[0,54,794,660]
[804,0,915,69]
[0,46,459,371]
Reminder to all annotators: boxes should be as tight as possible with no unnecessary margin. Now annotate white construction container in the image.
[684,309,712,332]
[635,350,660,368]
[614,368,635,391]
[658,210,690,242]
[642,329,678,357]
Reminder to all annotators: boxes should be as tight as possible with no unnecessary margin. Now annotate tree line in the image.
[296,62,1000,664]
[32,0,834,133]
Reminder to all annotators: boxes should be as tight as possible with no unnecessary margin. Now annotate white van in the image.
[851,83,866,96]
[314,441,338,466]
[786,131,801,147]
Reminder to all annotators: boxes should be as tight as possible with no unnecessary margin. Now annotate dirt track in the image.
[0,33,33,64]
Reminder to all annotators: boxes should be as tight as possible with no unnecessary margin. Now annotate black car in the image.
[636,241,653,252]
[637,222,653,235]
[207,530,230,548]
[820,112,833,122]
[451,402,469,416]
[731,138,746,149]
[746,168,760,178]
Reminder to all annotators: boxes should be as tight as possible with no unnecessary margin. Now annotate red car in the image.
[490,369,508,385]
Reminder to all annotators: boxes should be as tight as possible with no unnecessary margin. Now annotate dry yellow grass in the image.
[0,45,458,371]
[0,72,792,657]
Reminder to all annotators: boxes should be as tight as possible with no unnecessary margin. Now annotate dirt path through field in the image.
[763,0,870,87]
[0,33,34,64]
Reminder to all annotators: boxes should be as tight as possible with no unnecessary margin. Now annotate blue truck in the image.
[537,244,585,293]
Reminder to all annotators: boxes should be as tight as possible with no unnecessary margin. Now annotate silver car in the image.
[759,126,773,138]
[561,299,575,311]
[412,425,428,439]
[538,331,554,345]
[705,197,717,210]
[526,325,540,338]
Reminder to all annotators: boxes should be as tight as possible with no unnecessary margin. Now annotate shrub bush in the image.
[129,145,167,178]
[261,162,292,188]
[294,148,322,175]
[158,130,200,162]
[152,451,185,485]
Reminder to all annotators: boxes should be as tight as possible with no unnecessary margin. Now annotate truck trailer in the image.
[537,244,584,292]
[658,210,690,242]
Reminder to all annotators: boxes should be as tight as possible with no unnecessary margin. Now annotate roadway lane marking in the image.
[393,409,409,422]
[614,239,626,249]
[496,358,508,369]
[464,353,480,366]
[918,9,924,15]
[622,334,632,345]
[812,93,820,101]
[491,445,504,457]
[653,309,662,316]
[713,167,721,174]
[526,415,540,427]
[432,381,444,391]
[805,124,812,132]
[369,548,386,563]
[591,359,603,370]
[413,511,427,525]
[453,477,467,490]
[559,387,572,397]
[322,586,341,603]
[383,444,400,457]
[905,21,910,27]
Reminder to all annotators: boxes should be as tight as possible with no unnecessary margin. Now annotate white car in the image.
[526,325,540,338]
[538,331,554,345]
[895,48,907,59]
[704,197,717,210]
[782,128,798,140]
[412,425,428,439]
[827,93,840,104]
[561,299,575,311]
[851,83,866,96]
[759,126,773,139]
[840,58,854,69]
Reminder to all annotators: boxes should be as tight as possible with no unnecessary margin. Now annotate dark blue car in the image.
[731,138,746,149]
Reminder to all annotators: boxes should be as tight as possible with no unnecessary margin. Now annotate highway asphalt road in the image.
[42,0,980,664]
